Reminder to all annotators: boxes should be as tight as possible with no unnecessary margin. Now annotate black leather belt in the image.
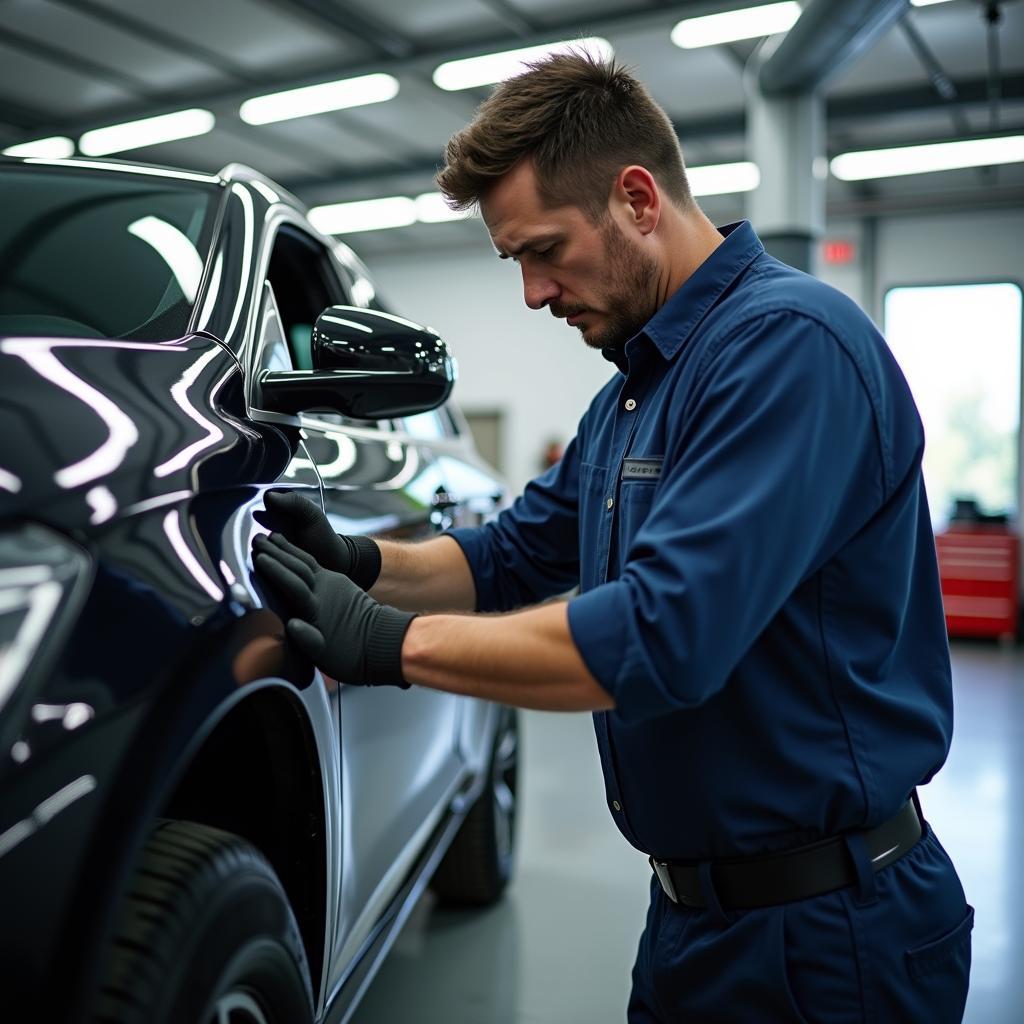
[650,796,923,910]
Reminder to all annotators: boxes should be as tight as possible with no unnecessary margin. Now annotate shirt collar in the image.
[638,220,764,363]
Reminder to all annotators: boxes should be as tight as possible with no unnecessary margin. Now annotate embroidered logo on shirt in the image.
[621,458,663,481]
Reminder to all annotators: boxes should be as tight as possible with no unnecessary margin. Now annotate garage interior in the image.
[1,0,1022,1021]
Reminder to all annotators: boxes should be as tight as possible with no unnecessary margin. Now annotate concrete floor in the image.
[352,642,1024,1024]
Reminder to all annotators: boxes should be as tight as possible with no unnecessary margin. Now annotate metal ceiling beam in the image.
[897,17,970,136]
[263,0,417,59]
[0,24,155,97]
[829,71,1024,120]
[475,0,542,37]
[0,1,742,138]
[48,0,260,84]
[759,0,910,96]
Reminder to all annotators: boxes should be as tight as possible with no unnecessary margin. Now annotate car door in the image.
[259,220,465,978]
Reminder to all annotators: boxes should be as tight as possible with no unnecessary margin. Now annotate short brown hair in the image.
[436,52,692,221]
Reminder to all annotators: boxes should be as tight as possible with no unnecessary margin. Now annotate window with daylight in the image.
[883,282,1022,529]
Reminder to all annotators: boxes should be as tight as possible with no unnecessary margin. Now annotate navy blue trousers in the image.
[628,827,972,1023]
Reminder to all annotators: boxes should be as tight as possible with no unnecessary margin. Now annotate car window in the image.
[266,224,387,430]
[0,167,218,341]
[266,225,345,371]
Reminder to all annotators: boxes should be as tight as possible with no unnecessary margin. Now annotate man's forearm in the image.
[401,601,615,712]
[369,535,478,613]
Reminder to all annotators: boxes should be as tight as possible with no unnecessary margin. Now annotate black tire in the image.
[93,819,313,1024]
[431,705,519,907]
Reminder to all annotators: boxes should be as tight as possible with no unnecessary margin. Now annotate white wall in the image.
[370,246,619,491]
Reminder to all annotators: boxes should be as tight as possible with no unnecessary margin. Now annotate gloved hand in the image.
[253,532,415,687]
[253,490,382,591]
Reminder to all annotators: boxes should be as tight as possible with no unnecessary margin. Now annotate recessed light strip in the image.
[240,73,400,126]
[434,37,613,91]
[671,2,801,50]
[79,109,215,157]
[308,197,418,235]
[3,136,75,159]
[688,161,761,196]
[830,135,1024,181]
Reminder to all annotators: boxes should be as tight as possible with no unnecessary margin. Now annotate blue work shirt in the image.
[450,221,953,861]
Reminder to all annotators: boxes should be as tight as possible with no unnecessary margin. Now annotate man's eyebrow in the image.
[495,235,560,259]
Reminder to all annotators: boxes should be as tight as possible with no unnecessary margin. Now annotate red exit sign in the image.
[823,239,856,265]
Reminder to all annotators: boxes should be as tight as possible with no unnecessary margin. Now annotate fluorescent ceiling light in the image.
[830,135,1024,181]
[79,109,215,156]
[3,136,74,159]
[687,161,761,196]
[671,2,801,49]
[911,1,954,6]
[414,192,474,223]
[309,197,417,235]
[239,73,399,126]
[127,217,203,303]
[434,37,613,91]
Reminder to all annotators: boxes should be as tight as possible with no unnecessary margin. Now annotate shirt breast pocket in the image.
[618,480,659,555]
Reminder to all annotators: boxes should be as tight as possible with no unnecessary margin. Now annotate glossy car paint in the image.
[0,157,506,1022]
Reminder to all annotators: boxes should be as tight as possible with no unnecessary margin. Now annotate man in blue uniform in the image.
[254,54,972,1021]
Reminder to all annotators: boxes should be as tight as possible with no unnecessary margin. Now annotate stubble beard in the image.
[576,220,660,352]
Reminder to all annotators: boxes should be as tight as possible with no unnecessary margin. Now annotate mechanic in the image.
[254,53,972,1022]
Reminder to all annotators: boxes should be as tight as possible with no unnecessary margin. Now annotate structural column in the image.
[745,78,826,274]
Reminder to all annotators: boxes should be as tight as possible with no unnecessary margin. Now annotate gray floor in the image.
[352,643,1024,1024]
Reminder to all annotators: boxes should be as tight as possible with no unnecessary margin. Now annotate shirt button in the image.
[606,497,614,510]
[624,398,637,411]
[612,800,622,812]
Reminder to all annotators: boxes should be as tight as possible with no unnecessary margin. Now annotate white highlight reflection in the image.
[0,775,97,859]
[0,468,21,493]
[225,185,254,345]
[128,216,203,303]
[196,252,224,334]
[85,485,118,525]
[162,509,224,602]
[0,340,138,490]
[153,347,225,478]
[0,575,63,715]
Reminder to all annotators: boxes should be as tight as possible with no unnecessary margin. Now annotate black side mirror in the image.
[258,306,456,419]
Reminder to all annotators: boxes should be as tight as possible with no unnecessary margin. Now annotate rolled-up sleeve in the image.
[448,434,583,613]
[567,312,888,723]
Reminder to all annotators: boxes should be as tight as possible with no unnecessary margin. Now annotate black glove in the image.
[253,490,382,591]
[253,533,415,687]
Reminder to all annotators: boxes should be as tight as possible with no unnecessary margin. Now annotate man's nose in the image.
[522,268,559,310]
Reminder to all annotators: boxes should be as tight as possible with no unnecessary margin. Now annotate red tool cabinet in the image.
[935,525,1020,641]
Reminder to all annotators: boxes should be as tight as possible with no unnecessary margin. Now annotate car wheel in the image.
[94,819,313,1024]
[431,705,519,907]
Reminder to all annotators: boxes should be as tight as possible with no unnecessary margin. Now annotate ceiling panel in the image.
[5,2,233,93]
[88,0,366,72]
[250,114,415,170]
[612,25,745,121]
[127,125,337,179]
[334,76,480,158]
[0,40,135,119]
[333,0,507,47]
[512,0,648,27]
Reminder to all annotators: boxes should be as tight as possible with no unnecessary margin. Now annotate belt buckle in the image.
[650,857,679,904]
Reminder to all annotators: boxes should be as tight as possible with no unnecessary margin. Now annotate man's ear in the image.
[614,166,660,236]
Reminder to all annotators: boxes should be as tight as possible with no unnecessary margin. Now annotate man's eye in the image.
[537,245,556,259]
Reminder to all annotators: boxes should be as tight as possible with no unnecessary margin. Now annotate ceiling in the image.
[1,0,1022,254]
